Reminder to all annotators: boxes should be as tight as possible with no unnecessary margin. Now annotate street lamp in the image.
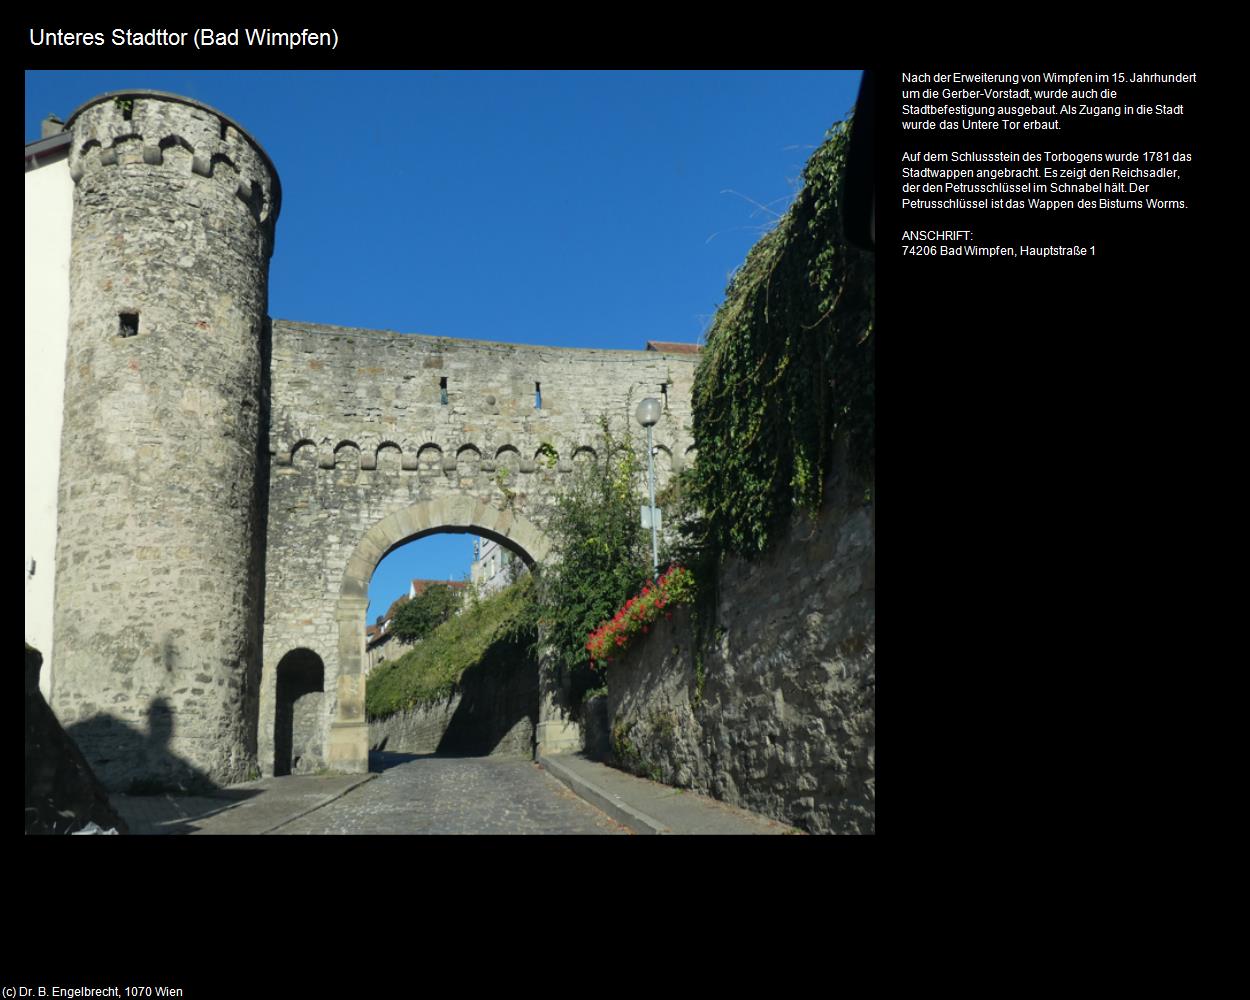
[635,397,662,578]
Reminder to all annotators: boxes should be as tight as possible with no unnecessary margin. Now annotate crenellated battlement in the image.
[65,90,280,241]
[270,434,685,477]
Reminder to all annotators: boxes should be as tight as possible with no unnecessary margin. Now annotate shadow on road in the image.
[369,750,436,773]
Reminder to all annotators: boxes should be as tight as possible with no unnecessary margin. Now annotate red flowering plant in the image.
[585,565,695,670]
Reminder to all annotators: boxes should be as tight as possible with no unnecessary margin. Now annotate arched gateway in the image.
[317,500,565,775]
[257,322,698,777]
[37,90,699,789]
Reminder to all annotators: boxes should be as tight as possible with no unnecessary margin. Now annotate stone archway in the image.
[325,497,580,773]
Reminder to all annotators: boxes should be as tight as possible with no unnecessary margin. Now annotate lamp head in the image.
[635,397,662,428]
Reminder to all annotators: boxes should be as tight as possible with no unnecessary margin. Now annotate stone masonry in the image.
[602,442,875,834]
[261,322,696,775]
[367,648,539,760]
[45,90,700,789]
[52,92,278,791]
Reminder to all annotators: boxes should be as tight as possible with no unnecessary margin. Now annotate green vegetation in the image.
[389,582,462,643]
[537,415,651,704]
[536,441,559,469]
[526,122,873,710]
[366,577,537,720]
[495,466,517,507]
[688,118,874,559]
[612,720,654,779]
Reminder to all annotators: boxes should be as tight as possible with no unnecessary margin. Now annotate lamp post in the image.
[635,397,662,579]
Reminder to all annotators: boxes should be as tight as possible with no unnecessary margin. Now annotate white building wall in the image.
[25,151,72,699]
[472,536,519,597]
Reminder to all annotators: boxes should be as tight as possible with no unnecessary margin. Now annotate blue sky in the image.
[26,69,862,619]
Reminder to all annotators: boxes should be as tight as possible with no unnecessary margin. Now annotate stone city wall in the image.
[261,321,697,774]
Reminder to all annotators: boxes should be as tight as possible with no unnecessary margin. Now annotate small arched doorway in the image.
[274,648,325,776]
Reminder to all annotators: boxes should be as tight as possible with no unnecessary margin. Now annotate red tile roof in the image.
[645,341,701,354]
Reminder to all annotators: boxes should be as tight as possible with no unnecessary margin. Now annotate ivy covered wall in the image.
[691,120,873,557]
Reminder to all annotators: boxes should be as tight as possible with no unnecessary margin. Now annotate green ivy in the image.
[690,119,874,559]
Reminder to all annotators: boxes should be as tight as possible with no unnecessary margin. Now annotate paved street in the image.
[273,751,629,834]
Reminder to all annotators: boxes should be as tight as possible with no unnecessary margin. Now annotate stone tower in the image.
[51,92,280,790]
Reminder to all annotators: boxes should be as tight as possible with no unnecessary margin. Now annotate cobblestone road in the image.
[274,752,628,835]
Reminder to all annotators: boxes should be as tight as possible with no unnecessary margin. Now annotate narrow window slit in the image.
[119,313,139,338]
[535,382,542,409]
[440,376,448,406]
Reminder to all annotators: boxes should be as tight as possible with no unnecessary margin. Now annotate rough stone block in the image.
[424,499,449,528]
[336,675,365,719]
[343,554,373,586]
[469,500,494,530]
[389,507,418,541]
[326,722,369,773]
[372,514,407,548]
[444,495,475,525]
[353,535,386,570]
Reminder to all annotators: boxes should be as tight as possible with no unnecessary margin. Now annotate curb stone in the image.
[537,753,668,835]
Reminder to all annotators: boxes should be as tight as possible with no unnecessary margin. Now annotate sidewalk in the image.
[538,752,800,834]
[109,772,376,835]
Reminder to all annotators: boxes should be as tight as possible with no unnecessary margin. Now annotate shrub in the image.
[536,415,651,703]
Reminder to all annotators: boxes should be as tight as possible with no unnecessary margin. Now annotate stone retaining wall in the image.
[603,453,874,834]
[368,651,539,759]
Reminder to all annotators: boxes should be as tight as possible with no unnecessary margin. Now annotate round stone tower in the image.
[52,92,280,790]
